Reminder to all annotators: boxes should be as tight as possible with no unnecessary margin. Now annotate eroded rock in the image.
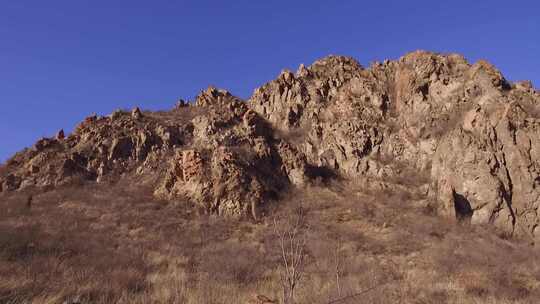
[2,51,539,238]
[249,51,540,238]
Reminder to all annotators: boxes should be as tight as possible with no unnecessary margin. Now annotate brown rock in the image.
[3,50,539,237]
[2,174,22,191]
[84,113,98,123]
[196,86,233,107]
[29,165,40,174]
[131,107,142,119]
[248,51,540,238]
[181,150,204,182]
[109,137,134,160]
[34,137,57,152]
[56,129,65,140]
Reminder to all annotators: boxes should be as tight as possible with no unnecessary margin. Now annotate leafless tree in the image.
[273,208,309,304]
[332,239,343,298]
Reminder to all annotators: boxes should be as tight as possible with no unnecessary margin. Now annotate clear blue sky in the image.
[1,1,539,162]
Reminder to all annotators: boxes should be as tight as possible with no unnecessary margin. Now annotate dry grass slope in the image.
[1,177,540,304]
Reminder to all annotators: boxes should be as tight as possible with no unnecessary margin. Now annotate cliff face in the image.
[250,51,540,237]
[1,51,539,238]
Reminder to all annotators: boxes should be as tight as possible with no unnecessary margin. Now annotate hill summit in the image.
[1,50,539,239]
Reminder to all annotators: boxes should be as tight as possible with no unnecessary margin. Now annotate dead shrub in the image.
[272,207,310,304]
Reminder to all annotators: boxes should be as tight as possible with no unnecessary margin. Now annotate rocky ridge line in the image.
[1,50,539,239]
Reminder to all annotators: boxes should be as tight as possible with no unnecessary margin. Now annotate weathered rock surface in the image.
[153,87,307,218]
[249,51,540,238]
[1,51,539,238]
[0,87,307,220]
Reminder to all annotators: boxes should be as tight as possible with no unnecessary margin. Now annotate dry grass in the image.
[0,184,156,304]
[1,177,540,304]
[145,106,207,126]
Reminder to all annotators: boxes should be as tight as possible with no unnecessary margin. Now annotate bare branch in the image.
[272,209,309,304]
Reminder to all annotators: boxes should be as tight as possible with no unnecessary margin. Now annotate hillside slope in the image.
[2,50,539,239]
[2,51,540,304]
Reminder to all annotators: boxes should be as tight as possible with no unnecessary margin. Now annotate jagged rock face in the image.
[0,86,307,220]
[250,51,540,238]
[0,108,189,190]
[1,51,539,237]
[153,87,306,218]
[432,90,540,232]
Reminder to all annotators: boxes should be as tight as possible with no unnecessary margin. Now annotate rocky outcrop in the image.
[1,51,539,238]
[249,51,540,238]
[0,107,190,191]
[154,88,308,218]
[0,86,309,220]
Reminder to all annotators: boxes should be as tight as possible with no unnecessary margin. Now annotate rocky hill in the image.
[1,50,539,240]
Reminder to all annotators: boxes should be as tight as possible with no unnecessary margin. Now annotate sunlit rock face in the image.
[2,51,539,239]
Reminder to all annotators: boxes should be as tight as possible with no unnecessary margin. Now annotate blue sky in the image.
[1,0,539,162]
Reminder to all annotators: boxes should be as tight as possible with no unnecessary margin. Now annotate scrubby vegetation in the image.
[1,176,540,304]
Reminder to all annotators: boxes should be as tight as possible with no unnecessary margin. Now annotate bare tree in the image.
[332,239,343,298]
[273,208,309,304]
